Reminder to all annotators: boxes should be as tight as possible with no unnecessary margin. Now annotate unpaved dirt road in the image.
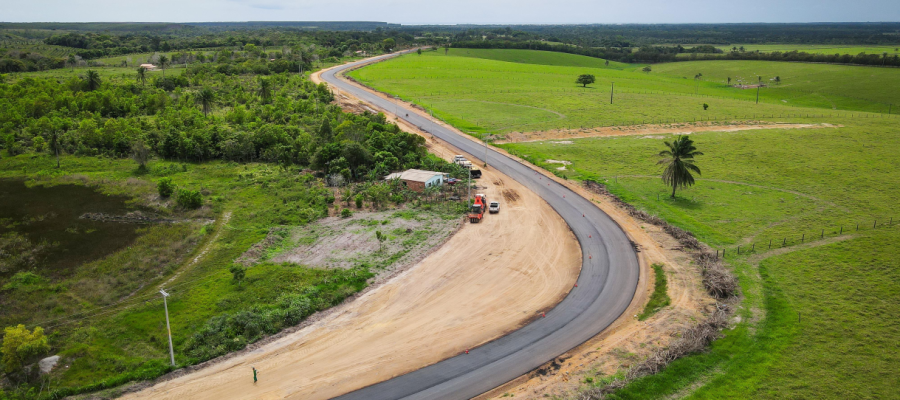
[120,70,582,400]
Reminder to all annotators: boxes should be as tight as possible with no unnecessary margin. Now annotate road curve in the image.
[322,52,641,400]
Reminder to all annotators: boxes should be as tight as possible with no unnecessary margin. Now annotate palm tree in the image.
[657,135,703,198]
[83,70,101,91]
[67,54,77,72]
[158,54,169,77]
[136,66,147,86]
[258,78,272,103]
[197,87,215,116]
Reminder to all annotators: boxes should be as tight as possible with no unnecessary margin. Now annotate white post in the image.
[160,289,175,366]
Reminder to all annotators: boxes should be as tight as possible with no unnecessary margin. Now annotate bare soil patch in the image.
[499,122,839,144]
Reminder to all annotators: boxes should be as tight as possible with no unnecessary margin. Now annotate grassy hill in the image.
[353,49,900,399]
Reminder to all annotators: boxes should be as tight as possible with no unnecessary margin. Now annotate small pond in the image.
[0,179,142,277]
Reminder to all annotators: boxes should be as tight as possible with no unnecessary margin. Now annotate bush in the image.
[341,208,352,218]
[175,188,202,209]
[157,177,175,198]
[355,194,364,208]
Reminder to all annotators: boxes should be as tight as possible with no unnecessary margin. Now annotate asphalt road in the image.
[323,52,640,400]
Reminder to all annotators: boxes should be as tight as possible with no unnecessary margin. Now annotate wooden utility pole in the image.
[610,82,614,104]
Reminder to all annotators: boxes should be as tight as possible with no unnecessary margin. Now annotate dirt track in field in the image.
[500,122,839,143]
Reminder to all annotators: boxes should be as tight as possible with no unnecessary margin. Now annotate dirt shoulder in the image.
[314,57,716,400]
[499,122,839,144]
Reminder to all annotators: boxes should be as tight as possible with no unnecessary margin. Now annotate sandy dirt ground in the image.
[120,70,582,399]
[499,122,839,144]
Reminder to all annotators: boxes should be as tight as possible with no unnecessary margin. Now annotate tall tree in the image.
[136,66,147,86]
[197,87,215,116]
[657,135,703,198]
[158,54,169,78]
[83,69,101,91]
[258,78,272,103]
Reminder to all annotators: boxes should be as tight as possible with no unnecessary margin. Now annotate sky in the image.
[2,0,899,24]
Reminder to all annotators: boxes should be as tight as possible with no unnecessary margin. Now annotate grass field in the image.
[353,49,900,399]
[348,50,895,139]
[709,44,900,55]
[650,60,900,113]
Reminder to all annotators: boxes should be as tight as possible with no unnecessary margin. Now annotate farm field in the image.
[353,49,900,399]
[709,44,900,55]
[348,50,896,139]
[649,60,900,112]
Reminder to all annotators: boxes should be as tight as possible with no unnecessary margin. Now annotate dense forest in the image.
[0,53,434,181]
[2,22,899,73]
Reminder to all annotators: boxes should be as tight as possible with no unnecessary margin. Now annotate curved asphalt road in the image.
[323,52,640,400]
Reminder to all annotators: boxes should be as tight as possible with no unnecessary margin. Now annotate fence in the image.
[716,217,896,260]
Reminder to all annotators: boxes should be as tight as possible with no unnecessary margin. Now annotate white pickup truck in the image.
[489,201,500,214]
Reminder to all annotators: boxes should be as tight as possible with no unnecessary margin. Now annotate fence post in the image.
[769,239,772,249]
[783,238,786,246]
[857,223,859,231]
[874,220,877,228]
[751,243,755,252]
[821,229,824,239]
[737,246,741,254]
[801,234,805,243]
[840,226,843,235]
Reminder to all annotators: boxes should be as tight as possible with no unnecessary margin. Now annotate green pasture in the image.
[502,118,900,399]
[349,50,896,138]
[443,48,631,69]
[353,49,900,398]
[710,44,900,55]
[650,60,900,113]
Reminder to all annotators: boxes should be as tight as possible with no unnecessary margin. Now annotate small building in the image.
[385,169,446,192]
[139,63,157,70]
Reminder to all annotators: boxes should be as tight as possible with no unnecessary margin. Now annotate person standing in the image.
[252,366,258,384]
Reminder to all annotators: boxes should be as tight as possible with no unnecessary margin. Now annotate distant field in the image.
[441,48,631,69]
[650,60,900,112]
[712,44,900,55]
[353,49,900,399]
[349,50,894,138]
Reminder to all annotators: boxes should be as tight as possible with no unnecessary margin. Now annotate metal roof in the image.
[384,169,444,183]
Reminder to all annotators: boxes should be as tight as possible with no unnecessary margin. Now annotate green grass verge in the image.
[637,264,670,321]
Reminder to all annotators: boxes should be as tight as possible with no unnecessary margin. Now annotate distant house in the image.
[139,63,157,70]
[385,169,446,192]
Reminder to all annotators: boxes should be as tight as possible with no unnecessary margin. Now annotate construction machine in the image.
[468,194,487,223]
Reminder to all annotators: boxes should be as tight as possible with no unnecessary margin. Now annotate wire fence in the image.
[715,217,896,260]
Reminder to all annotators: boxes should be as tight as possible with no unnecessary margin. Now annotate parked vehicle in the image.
[489,201,500,213]
[468,194,487,223]
[447,178,461,185]
[470,169,482,179]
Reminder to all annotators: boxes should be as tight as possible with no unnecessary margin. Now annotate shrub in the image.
[703,103,709,110]
[355,194,364,208]
[341,208,352,218]
[175,188,202,209]
[157,177,175,198]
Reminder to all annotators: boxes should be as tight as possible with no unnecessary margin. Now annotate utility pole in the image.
[610,82,614,104]
[483,135,488,167]
[160,289,175,366]
[756,85,760,104]
[467,168,472,206]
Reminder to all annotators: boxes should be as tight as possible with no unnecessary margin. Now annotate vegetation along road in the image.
[326,52,640,399]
